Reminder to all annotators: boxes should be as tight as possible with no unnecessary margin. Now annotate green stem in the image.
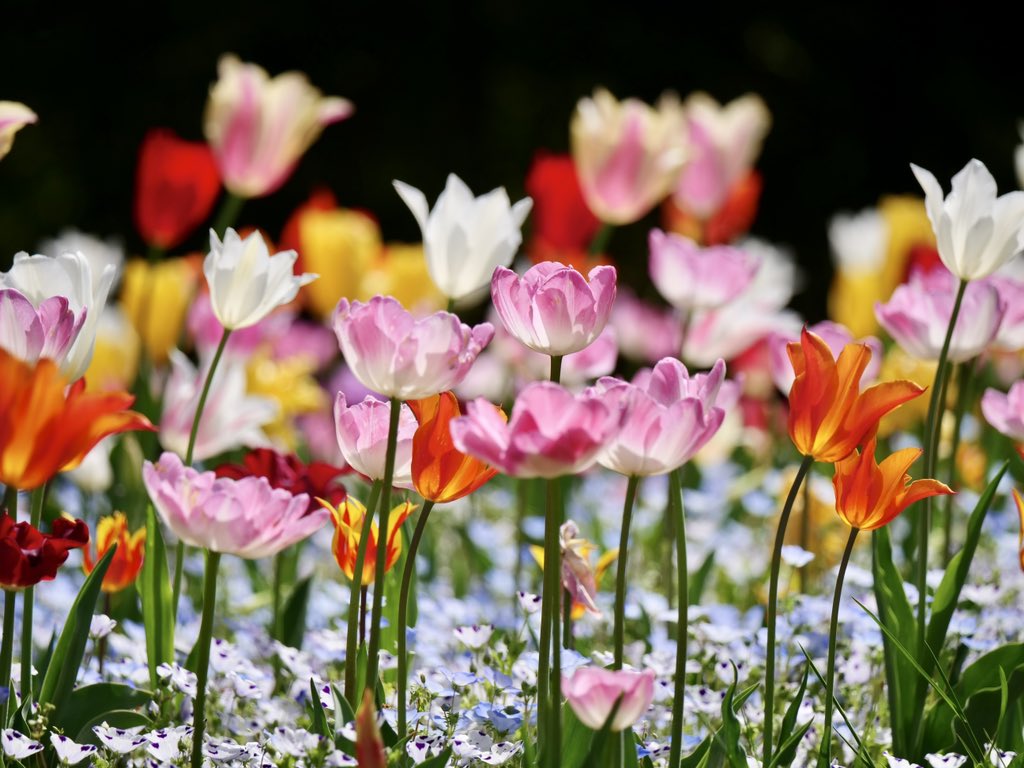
[365,398,403,696]
[2,486,17,518]
[662,484,675,609]
[588,223,614,256]
[1,590,15,728]
[20,485,45,704]
[818,527,859,767]
[562,588,573,650]
[344,480,382,704]
[613,476,641,669]
[542,476,564,767]
[550,355,563,385]
[189,549,221,768]
[514,479,528,596]
[446,297,456,314]
[668,468,689,768]
[397,500,435,740]
[942,361,972,564]
[763,454,814,766]
[211,192,245,238]
[799,477,812,593]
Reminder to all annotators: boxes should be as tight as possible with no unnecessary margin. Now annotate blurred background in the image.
[1,2,1021,321]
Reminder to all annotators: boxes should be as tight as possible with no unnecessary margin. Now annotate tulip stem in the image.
[211,192,244,238]
[942,361,972,564]
[763,454,813,767]
[20,485,45,705]
[397,500,435,740]
[613,476,641,669]
[562,588,573,650]
[366,398,403,699]
[819,527,859,768]
[189,549,221,768]
[1,589,15,728]
[1,486,15,518]
[173,328,232,617]
[539,476,564,767]
[550,355,563,385]
[668,468,689,768]
[588,223,613,256]
[345,479,382,704]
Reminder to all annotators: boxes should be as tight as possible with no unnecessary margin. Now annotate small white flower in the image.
[911,159,1024,281]
[477,740,523,765]
[203,228,316,331]
[393,173,532,302]
[145,726,192,762]
[453,624,494,649]
[925,753,967,768]
[205,737,247,762]
[780,545,815,568]
[270,727,321,758]
[89,614,117,640]
[517,591,542,614]
[92,723,147,754]
[325,749,358,766]
[49,733,98,765]
[2,729,43,759]
[156,662,199,698]
[884,752,922,768]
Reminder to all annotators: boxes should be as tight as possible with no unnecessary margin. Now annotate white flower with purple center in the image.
[454,624,494,649]
[925,754,967,768]
[270,727,322,758]
[477,740,524,765]
[146,726,192,762]
[2,730,43,760]
[516,591,542,614]
[156,662,198,698]
[49,733,97,765]
[92,723,147,754]
[89,614,117,640]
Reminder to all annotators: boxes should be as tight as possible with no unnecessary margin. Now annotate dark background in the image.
[1,3,1021,322]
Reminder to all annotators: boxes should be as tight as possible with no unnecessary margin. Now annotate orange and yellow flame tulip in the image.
[408,392,500,504]
[83,512,146,592]
[787,328,924,463]
[323,496,416,585]
[0,349,155,490]
[1014,489,1024,572]
[832,438,952,531]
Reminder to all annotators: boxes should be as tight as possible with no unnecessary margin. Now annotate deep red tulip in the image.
[525,152,602,261]
[215,447,348,515]
[0,512,89,590]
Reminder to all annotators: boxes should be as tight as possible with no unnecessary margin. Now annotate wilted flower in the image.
[911,159,1024,281]
[322,495,415,584]
[82,512,145,593]
[0,101,36,160]
[531,520,617,618]
[204,54,353,198]
[394,173,532,302]
[562,667,656,732]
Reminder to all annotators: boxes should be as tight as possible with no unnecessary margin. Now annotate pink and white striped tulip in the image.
[451,381,620,478]
[333,296,493,400]
[571,88,687,225]
[593,358,728,476]
[767,321,883,395]
[204,55,353,199]
[491,262,616,357]
[334,393,415,488]
[981,381,1024,442]
[648,228,759,311]
[0,289,85,369]
[143,451,327,558]
[562,667,656,732]
[0,101,36,161]
[875,268,1005,362]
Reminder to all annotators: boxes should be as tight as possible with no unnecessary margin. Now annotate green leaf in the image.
[281,576,313,651]
[712,666,749,768]
[53,683,153,739]
[688,550,716,606]
[32,630,57,696]
[139,504,174,689]
[623,728,639,768]
[770,663,810,768]
[679,736,712,768]
[560,703,594,768]
[418,748,453,767]
[38,545,117,718]
[74,710,151,746]
[332,683,356,754]
[307,678,333,738]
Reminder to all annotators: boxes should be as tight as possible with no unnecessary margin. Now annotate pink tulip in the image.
[610,288,683,365]
[767,321,883,395]
[143,452,327,558]
[989,275,1024,352]
[875,268,1005,362]
[203,55,353,198]
[333,295,493,401]
[491,262,617,357]
[562,667,656,732]
[451,381,620,478]
[0,288,86,371]
[521,325,618,387]
[593,358,728,476]
[334,393,415,488]
[981,381,1024,441]
[648,228,759,311]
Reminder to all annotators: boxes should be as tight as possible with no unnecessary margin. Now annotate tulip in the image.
[394,173,532,302]
[571,88,687,225]
[491,262,616,357]
[203,55,353,199]
[82,307,140,393]
[355,689,387,768]
[120,257,200,365]
[672,92,771,221]
[980,380,1024,442]
[1,251,116,380]
[911,159,1024,281]
[246,350,327,450]
[321,495,414,584]
[1017,125,1024,189]
[0,101,36,160]
[1014,489,1024,573]
[562,667,655,732]
[648,228,759,312]
[0,288,85,368]
[987,275,1024,352]
[134,129,221,250]
[143,451,327,558]
[610,289,683,365]
[82,512,145,593]
[0,512,89,590]
[451,381,620,478]
[334,394,416,488]
[787,328,925,464]
[875,268,1004,363]
[215,447,347,515]
[0,349,154,490]
[204,228,317,332]
[333,296,493,400]
[524,152,602,264]
[768,321,883,395]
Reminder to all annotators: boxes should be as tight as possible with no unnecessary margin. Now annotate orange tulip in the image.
[83,512,146,592]
[0,349,155,490]
[322,496,415,585]
[832,438,953,531]
[408,392,501,503]
[1014,489,1024,573]
[787,328,924,463]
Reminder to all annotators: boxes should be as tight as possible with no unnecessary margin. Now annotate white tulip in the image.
[911,159,1024,281]
[393,173,532,302]
[203,228,317,331]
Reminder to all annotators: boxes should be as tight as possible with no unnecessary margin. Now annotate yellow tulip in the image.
[120,257,200,364]
[298,208,381,319]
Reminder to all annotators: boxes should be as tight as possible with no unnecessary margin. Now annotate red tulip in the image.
[525,152,602,261]
[0,512,89,590]
[215,447,348,515]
